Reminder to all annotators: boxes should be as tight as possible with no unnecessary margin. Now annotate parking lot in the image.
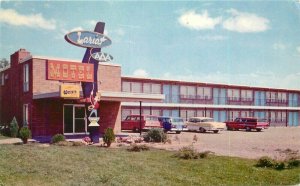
[150,127,300,159]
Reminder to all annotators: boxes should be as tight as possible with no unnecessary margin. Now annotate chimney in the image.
[10,49,31,67]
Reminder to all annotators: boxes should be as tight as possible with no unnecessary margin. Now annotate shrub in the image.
[143,128,167,143]
[19,127,31,144]
[10,117,19,138]
[274,162,285,170]
[174,146,199,159]
[0,124,10,137]
[256,156,274,168]
[127,144,150,152]
[287,158,300,168]
[103,128,115,147]
[51,134,65,144]
[199,151,212,159]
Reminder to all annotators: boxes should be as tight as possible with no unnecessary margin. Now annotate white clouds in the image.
[133,69,149,77]
[297,46,300,54]
[223,9,270,33]
[178,10,222,30]
[178,9,270,33]
[0,8,56,30]
[273,43,286,50]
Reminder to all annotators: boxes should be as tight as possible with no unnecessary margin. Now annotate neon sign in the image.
[65,31,112,48]
[47,60,94,82]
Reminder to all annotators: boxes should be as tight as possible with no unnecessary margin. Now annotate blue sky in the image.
[1,0,300,90]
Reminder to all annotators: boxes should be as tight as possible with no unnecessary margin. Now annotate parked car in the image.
[121,115,161,132]
[158,116,187,134]
[225,117,269,132]
[186,117,226,133]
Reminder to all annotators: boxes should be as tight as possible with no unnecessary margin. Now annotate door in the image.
[64,105,87,134]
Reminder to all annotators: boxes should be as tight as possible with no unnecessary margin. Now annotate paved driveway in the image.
[152,127,300,159]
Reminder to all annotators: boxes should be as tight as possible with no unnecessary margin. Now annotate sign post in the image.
[64,21,113,143]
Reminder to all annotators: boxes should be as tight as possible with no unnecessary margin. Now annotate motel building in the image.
[0,49,300,138]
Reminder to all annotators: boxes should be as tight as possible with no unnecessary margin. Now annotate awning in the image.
[33,91,165,103]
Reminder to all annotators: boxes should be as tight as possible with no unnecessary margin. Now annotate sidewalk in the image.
[0,138,36,145]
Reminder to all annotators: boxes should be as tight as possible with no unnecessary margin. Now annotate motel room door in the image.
[64,105,87,134]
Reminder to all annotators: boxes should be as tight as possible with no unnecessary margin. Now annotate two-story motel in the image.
[0,49,299,138]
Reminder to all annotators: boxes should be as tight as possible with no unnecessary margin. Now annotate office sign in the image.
[47,60,94,82]
[91,52,113,62]
[65,31,112,48]
[60,84,80,98]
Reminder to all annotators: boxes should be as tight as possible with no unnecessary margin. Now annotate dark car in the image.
[158,116,186,134]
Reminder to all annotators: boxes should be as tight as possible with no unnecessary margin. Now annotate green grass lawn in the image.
[0,143,299,186]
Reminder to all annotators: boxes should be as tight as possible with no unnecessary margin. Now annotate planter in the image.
[22,138,28,144]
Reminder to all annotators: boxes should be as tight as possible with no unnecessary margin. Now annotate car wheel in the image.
[227,127,232,131]
[176,131,181,134]
[133,127,140,133]
[256,128,262,132]
[246,127,251,132]
[199,127,206,133]
[213,130,219,133]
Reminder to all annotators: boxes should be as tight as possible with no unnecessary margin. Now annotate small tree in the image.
[19,127,31,144]
[10,117,19,137]
[103,128,115,147]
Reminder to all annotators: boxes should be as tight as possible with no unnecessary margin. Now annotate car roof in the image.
[159,116,183,119]
[126,115,158,117]
[189,117,213,120]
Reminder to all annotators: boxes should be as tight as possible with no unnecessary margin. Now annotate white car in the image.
[186,117,226,133]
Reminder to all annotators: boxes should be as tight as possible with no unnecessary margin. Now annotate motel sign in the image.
[47,61,94,82]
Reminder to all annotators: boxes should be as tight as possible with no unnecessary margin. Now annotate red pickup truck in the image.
[121,115,161,132]
[225,117,269,132]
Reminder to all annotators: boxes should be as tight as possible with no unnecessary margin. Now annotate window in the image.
[23,63,29,92]
[266,91,276,102]
[227,89,240,101]
[180,86,196,99]
[278,92,287,103]
[122,82,131,92]
[131,82,142,93]
[0,73,4,86]
[197,87,212,99]
[23,104,29,127]
[143,83,151,94]
[241,90,253,101]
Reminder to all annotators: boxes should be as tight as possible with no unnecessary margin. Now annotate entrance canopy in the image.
[33,91,165,103]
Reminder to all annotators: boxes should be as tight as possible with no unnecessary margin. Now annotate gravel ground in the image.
[150,127,300,160]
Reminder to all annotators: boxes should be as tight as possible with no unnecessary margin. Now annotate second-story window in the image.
[180,86,196,99]
[241,90,253,101]
[23,63,29,92]
[131,82,142,93]
[122,82,131,92]
[278,92,287,103]
[197,87,211,99]
[266,91,276,102]
[228,89,240,101]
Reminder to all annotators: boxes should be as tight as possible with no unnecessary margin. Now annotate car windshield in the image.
[172,118,184,124]
[258,118,267,122]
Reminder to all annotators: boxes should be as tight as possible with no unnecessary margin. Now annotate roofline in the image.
[20,55,121,67]
[121,75,300,92]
